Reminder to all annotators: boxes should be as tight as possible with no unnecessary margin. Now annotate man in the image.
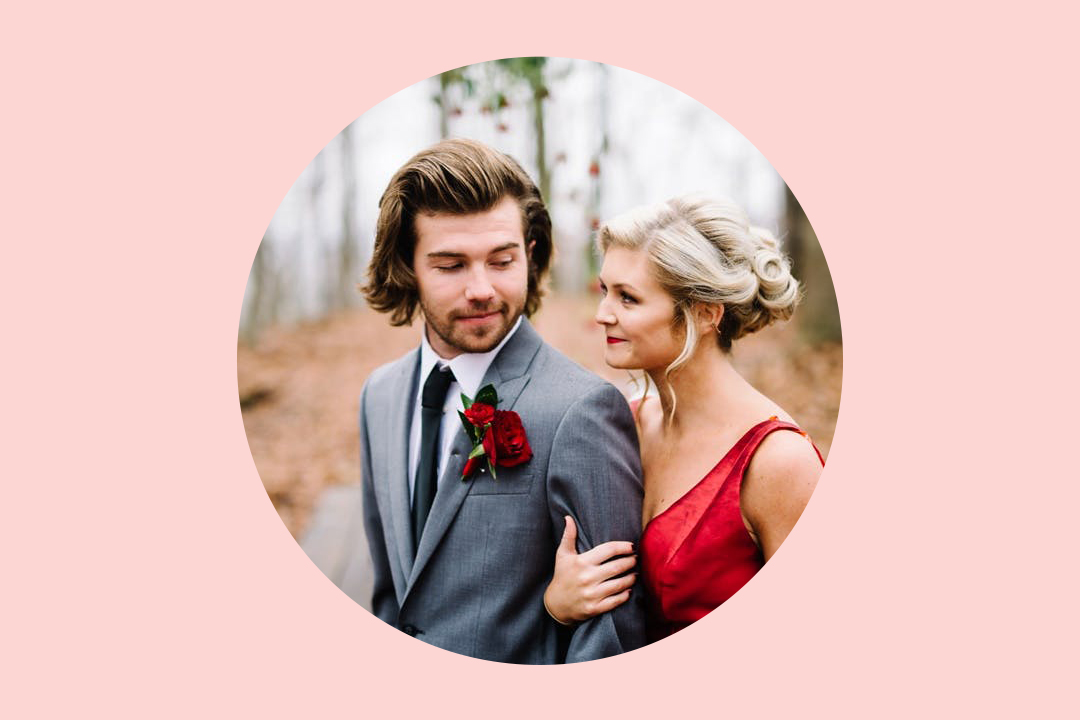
[358,139,645,663]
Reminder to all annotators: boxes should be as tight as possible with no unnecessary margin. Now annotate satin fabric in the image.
[640,417,823,641]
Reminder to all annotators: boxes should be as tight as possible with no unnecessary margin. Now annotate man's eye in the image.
[435,264,463,272]
[491,258,513,268]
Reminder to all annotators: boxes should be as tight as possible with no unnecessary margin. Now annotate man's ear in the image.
[527,240,536,259]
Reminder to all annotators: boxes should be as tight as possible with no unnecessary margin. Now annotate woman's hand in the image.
[544,516,637,625]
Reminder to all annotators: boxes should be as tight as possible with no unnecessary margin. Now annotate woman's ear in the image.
[692,303,723,333]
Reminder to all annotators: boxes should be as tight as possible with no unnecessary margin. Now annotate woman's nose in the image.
[595,296,615,325]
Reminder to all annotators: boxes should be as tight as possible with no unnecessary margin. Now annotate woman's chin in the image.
[603,350,640,371]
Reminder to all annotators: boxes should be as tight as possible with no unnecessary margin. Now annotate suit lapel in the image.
[388,350,421,577]
[404,320,542,594]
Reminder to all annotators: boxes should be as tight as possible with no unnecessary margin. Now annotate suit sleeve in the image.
[359,381,400,624]
[546,382,648,661]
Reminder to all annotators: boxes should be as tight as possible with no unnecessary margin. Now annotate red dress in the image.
[639,417,824,640]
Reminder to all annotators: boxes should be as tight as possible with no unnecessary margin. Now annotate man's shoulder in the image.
[532,342,606,386]
[360,350,418,406]
[526,342,624,410]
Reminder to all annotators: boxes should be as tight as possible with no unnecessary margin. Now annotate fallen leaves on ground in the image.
[238,295,842,538]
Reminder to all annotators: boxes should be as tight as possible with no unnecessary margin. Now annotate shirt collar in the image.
[418,316,523,399]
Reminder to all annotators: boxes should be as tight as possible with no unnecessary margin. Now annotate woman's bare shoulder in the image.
[633,394,664,454]
[743,426,822,515]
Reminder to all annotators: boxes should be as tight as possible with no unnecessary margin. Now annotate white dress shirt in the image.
[407,316,522,505]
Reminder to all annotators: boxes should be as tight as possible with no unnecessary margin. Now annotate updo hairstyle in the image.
[597,194,800,380]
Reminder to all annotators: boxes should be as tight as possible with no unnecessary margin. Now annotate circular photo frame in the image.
[238,57,841,664]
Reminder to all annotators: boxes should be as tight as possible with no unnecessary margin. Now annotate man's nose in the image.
[464,267,496,303]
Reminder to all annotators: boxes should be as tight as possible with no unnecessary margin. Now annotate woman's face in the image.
[595,246,682,372]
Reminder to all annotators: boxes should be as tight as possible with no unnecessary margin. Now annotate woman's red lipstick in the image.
[606,337,626,344]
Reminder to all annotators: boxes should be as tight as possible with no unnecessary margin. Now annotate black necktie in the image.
[413,364,455,549]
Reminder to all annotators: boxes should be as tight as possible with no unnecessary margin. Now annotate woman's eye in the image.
[620,292,637,304]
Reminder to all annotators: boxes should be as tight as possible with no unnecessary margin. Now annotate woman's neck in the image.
[646,342,748,434]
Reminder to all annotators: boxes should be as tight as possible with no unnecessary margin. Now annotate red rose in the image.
[461,455,481,478]
[464,402,495,427]
[492,410,532,467]
[482,426,497,465]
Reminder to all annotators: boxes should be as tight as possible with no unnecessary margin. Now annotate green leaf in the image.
[487,458,498,480]
[460,392,473,410]
[460,411,483,443]
[475,384,499,407]
[468,443,487,460]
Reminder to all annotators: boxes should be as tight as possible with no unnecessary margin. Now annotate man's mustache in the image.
[451,304,507,320]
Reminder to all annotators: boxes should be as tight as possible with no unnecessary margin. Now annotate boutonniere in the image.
[458,383,533,480]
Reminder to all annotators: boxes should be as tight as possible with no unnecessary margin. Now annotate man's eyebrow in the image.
[425,242,522,259]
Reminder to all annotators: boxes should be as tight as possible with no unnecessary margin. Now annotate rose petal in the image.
[482,427,497,465]
[461,456,480,479]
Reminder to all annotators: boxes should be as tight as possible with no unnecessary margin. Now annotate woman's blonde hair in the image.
[597,195,800,416]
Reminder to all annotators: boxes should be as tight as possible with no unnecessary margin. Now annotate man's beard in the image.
[421,298,524,355]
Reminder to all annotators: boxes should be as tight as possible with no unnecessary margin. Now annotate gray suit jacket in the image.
[359,319,646,663]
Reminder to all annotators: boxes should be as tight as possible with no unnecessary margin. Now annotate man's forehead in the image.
[414,200,525,251]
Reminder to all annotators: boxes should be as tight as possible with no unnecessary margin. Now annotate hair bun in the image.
[740,227,799,333]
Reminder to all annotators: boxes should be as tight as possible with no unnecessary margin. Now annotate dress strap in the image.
[732,417,825,474]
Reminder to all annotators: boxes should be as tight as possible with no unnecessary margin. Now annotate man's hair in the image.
[362,139,553,326]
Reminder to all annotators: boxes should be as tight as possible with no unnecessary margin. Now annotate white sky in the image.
[248,59,786,324]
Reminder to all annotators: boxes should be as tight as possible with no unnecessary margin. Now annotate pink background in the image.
[5,2,1077,717]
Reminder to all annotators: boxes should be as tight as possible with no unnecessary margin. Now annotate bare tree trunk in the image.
[438,74,450,139]
[337,123,359,310]
[307,150,325,318]
[585,61,610,285]
[241,238,279,344]
[785,186,841,344]
[532,85,549,204]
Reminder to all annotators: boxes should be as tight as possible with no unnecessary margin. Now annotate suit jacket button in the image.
[401,624,418,636]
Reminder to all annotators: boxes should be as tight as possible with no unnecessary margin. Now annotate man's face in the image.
[413,195,531,359]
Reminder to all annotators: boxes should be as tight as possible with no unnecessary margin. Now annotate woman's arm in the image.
[544,516,637,624]
[740,430,823,561]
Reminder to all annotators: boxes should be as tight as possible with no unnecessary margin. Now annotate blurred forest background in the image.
[237,58,842,547]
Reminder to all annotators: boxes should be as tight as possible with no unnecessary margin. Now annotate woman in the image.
[543,195,824,640]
